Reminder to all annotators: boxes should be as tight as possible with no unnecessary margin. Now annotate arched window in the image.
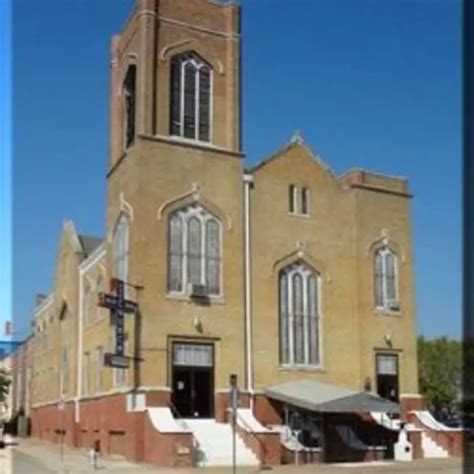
[83,281,92,327]
[96,274,105,321]
[168,204,221,296]
[123,65,137,150]
[279,262,320,366]
[170,52,212,142]
[374,247,399,310]
[113,214,129,283]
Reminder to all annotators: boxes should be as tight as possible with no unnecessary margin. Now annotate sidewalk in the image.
[10,437,464,474]
[12,437,161,473]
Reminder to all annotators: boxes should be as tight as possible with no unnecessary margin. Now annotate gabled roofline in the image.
[33,294,54,319]
[63,220,84,255]
[245,132,336,179]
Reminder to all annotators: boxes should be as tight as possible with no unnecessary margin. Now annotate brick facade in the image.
[25,0,420,467]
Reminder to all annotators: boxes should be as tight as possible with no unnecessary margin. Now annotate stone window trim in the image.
[166,203,223,299]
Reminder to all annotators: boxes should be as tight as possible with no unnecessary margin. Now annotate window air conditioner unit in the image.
[387,300,400,311]
[187,283,208,298]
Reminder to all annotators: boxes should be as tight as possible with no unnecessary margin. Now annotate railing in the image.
[167,401,201,465]
[232,408,268,467]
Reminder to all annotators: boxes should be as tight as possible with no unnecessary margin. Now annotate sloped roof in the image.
[265,379,399,414]
[246,133,335,178]
[78,235,103,257]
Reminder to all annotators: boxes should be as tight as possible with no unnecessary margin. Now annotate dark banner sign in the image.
[98,278,138,367]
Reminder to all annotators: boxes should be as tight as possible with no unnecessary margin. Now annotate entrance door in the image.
[376,353,399,402]
[171,342,214,418]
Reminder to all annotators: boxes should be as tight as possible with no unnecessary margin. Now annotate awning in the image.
[265,379,399,414]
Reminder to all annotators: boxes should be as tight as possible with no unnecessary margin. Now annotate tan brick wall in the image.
[249,142,418,395]
[106,137,245,391]
[31,223,83,407]
[29,0,419,423]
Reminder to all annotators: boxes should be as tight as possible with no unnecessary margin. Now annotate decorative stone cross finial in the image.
[291,129,304,145]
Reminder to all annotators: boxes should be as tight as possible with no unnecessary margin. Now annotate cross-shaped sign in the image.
[98,278,138,366]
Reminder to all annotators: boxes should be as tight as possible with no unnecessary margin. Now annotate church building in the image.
[27,0,442,467]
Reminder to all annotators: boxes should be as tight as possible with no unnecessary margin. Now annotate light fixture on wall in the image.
[193,315,203,333]
[384,332,393,346]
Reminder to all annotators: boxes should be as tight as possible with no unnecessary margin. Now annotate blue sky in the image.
[11,0,461,341]
[0,0,12,341]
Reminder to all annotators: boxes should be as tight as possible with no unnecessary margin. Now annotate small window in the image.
[289,185,297,213]
[301,187,309,215]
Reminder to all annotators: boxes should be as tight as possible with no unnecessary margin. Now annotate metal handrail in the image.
[231,408,267,467]
[167,401,201,465]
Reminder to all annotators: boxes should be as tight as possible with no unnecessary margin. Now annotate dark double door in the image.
[171,342,214,418]
[376,353,399,402]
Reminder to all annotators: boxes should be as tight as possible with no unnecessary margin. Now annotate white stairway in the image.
[183,419,260,467]
[421,432,449,458]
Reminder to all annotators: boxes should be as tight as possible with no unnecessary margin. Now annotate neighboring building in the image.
[28,0,427,467]
[10,337,33,436]
[0,353,13,424]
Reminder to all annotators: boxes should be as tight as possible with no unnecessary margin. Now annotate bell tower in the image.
[108,0,242,169]
[105,0,247,397]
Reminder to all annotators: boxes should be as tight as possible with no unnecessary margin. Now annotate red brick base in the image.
[31,391,193,467]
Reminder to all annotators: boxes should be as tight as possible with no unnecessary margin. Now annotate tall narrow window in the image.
[96,275,105,321]
[187,217,202,284]
[113,214,129,283]
[292,273,305,364]
[168,215,183,292]
[83,282,91,327]
[96,346,103,393]
[167,205,222,296]
[279,262,320,366]
[123,65,137,150]
[374,247,399,311]
[301,187,309,215]
[170,53,212,142]
[83,352,90,395]
[289,185,296,213]
[206,219,220,294]
[279,273,289,364]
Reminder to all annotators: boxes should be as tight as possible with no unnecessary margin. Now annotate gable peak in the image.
[290,129,304,145]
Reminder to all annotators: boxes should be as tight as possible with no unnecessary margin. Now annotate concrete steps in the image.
[182,419,259,467]
[421,432,449,458]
